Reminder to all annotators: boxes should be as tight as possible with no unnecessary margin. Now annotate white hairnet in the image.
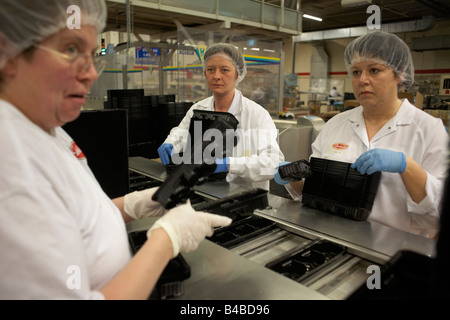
[344,31,414,90]
[0,0,107,69]
[203,43,247,86]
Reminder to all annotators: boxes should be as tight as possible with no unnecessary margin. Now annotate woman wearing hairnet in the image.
[158,43,284,191]
[275,31,448,238]
[0,0,231,299]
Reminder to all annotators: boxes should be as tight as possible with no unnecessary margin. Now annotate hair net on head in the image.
[0,0,107,69]
[344,31,414,90]
[203,43,247,86]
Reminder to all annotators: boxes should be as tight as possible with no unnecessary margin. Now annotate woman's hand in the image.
[351,148,407,175]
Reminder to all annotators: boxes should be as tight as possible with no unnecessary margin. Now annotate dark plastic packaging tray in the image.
[128,230,191,299]
[301,157,381,221]
[265,240,346,283]
[207,216,277,249]
[165,110,239,179]
[153,163,216,209]
[192,188,269,220]
[169,110,239,166]
[190,109,239,130]
[278,159,313,181]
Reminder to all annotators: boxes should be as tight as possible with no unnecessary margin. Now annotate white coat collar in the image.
[227,89,243,115]
[199,88,243,116]
[347,98,413,127]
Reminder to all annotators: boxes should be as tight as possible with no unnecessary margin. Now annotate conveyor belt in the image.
[229,229,375,299]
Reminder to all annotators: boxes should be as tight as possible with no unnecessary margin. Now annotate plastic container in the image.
[301,157,381,221]
[278,159,313,181]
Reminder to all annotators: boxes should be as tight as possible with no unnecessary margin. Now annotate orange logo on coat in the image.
[332,143,349,150]
[70,141,86,160]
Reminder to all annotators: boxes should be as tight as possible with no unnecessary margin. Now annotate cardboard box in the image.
[398,92,414,104]
[283,97,296,109]
[344,100,360,110]
[398,91,424,109]
[415,92,424,109]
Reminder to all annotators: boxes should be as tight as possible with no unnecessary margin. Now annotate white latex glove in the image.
[147,201,232,257]
[124,187,167,220]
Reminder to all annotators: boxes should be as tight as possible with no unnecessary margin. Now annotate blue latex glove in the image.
[351,148,407,175]
[158,143,174,165]
[214,158,229,173]
[274,161,291,185]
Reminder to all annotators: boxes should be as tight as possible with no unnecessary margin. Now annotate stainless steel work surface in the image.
[255,194,437,261]
[129,156,167,181]
[127,156,437,300]
[128,156,250,199]
[126,218,328,300]
[175,240,328,300]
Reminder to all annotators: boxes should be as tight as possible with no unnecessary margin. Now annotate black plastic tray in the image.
[278,159,313,181]
[301,157,381,221]
[192,188,269,220]
[169,109,239,167]
[265,240,346,283]
[128,230,191,299]
[207,216,277,249]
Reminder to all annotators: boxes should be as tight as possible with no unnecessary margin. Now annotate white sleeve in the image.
[229,110,285,182]
[0,185,104,299]
[163,107,195,154]
[406,126,449,216]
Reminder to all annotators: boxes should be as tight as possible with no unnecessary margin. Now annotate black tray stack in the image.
[105,89,192,159]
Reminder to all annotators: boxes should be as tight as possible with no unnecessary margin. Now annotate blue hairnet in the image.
[344,31,414,90]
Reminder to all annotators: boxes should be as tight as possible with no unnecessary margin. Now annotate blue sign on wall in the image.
[135,47,161,65]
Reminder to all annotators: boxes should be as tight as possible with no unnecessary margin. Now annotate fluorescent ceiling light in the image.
[303,14,322,22]
[341,0,372,7]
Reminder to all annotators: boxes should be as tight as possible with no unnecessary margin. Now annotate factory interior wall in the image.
[288,20,450,95]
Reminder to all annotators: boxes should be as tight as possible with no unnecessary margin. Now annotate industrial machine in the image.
[274,115,325,162]
[439,74,450,96]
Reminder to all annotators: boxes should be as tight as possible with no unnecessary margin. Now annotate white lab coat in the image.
[0,100,131,299]
[287,99,448,238]
[164,89,284,190]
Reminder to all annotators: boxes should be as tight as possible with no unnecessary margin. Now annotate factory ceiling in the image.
[104,0,450,41]
[286,0,450,33]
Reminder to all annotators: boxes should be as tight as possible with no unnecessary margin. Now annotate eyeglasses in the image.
[34,45,106,76]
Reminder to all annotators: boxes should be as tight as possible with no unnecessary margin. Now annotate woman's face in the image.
[204,55,238,97]
[350,60,401,111]
[4,25,99,133]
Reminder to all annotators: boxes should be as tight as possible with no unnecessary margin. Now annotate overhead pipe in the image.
[293,16,437,42]
[411,34,450,51]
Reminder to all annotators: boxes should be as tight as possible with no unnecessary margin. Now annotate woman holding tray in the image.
[275,31,448,238]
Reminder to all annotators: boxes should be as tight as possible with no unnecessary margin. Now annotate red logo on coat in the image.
[70,141,86,160]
